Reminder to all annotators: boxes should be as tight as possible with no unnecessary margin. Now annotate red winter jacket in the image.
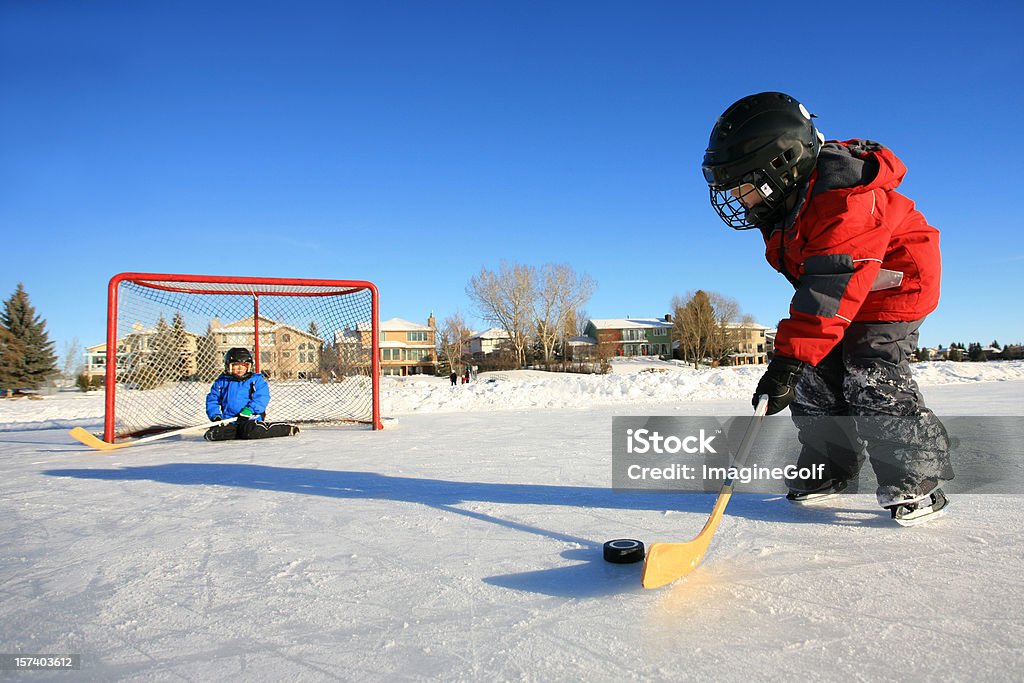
[766,140,941,365]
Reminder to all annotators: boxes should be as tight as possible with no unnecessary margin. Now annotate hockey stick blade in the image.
[641,396,768,589]
[69,419,236,452]
[69,427,131,451]
[641,486,733,589]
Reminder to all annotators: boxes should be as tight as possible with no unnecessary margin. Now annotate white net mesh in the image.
[106,275,378,438]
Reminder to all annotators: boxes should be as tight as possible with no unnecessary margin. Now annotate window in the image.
[283,334,291,342]
[623,329,647,342]
[405,348,431,362]
[407,331,427,342]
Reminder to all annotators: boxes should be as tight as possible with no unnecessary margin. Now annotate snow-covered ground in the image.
[2,359,1023,680]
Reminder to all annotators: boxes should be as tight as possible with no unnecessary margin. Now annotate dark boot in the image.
[204,423,239,441]
[238,419,300,439]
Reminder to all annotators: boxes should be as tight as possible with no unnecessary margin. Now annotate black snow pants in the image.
[787,320,954,506]
[204,416,297,441]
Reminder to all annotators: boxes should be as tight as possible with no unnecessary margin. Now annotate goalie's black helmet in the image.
[224,347,253,372]
[702,92,821,229]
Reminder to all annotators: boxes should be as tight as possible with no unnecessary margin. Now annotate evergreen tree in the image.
[1,283,58,388]
[149,315,177,386]
[170,313,192,381]
[195,323,221,382]
[0,326,26,391]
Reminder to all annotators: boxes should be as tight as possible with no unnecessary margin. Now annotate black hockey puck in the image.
[603,539,645,564]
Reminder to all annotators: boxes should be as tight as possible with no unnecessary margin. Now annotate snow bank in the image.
[2,360,1022,430]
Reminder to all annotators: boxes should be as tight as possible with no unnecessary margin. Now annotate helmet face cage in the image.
[224,347,253,373]
[707,168,786,230]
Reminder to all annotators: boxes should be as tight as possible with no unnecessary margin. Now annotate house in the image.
[83,342,107,380]
[584,317,674,358]
[210,316,323,380]
[565,335,597,360]
[86,314,326,383]
[86,322,201,382]
[723,321,773,366]
[468,328,512,356]
[339,315,438,376]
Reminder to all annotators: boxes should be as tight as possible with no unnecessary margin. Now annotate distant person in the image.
[450,371,458,386]
[701,92,953,525]
[204,347,299,441]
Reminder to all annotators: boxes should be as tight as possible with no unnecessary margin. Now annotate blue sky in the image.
[2,1,1022,358]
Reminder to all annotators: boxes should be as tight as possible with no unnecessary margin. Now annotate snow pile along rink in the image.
[1,359,1023,430]
[382,365,764,414]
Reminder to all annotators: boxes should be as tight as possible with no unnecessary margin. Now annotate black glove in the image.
[210,414,223,422]
[753,356,804,415]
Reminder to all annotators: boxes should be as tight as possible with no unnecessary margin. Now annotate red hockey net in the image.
[102,273,381,441]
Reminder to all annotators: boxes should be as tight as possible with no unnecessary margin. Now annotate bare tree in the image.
[437,312,472,373]
[672,290,742,368]
[466,262,536,368]
[60,336,81,382]
[573,308,589,337]
[532,264,596,366]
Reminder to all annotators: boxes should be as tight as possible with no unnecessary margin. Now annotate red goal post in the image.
[102,272,382,442]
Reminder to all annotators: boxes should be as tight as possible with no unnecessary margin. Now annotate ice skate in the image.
[885,489,949,527]
[786,478,848,505]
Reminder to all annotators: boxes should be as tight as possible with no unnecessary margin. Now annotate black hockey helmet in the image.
[224,347,253,372]
[702,92,821,229]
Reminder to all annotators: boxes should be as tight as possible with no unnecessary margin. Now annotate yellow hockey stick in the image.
[69,419,236,452]
[641,396,769,589]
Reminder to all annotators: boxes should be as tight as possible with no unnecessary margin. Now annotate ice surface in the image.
[2,359,1022,680]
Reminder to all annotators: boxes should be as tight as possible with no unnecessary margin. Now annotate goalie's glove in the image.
[753,356,804,415]
[239,407,254,419]
[210,414,223,422]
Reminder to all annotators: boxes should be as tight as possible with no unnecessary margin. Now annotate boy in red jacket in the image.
[702,92,952,525]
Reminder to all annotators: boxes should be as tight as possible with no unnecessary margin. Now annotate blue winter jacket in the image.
[205,372,270,420]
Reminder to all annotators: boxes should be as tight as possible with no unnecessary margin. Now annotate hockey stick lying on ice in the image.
[641,395,769,589]
[69,419,237,452]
